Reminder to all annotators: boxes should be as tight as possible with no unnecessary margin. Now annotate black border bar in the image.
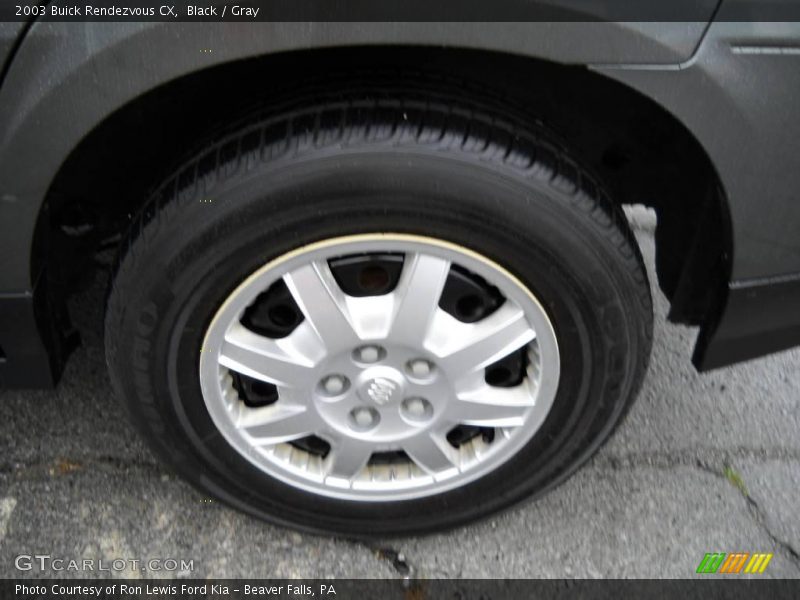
[4,0,800,23]
[4,579,800,600]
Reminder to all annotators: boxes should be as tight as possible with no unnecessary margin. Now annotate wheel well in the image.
[40,45,729,332]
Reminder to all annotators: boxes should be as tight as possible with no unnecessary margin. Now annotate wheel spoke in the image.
[238,403,318,444]
[403,431,460,476]
[451,385,532,427]
[324,438,373,481]
[283,261,360,350]
[431,303,535,376]
[387,253,451,345]
[219,322,317,387]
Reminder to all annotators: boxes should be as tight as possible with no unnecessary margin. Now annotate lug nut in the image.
[353,408,374,427]
[355,345,383,364]
[406,397,426,416]
[349,406,379,430]
[407,358,433,378]
[401,397,433,422]
[320,374,348,396]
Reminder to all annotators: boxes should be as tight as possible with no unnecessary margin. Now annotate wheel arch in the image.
[0,25,730,386]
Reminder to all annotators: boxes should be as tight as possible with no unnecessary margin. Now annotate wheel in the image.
[105,82,652,536]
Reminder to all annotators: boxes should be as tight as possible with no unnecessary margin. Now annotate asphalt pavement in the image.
[1,208,798,579]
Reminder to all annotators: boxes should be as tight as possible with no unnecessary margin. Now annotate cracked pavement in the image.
[0,208,798,579]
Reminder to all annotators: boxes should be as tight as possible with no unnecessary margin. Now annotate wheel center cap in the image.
[366,378,398,405]
[357,366,406,407]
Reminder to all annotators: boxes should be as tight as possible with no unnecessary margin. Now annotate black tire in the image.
[105,81,652,537]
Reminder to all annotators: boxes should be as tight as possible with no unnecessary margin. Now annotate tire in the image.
[105,80,652,537]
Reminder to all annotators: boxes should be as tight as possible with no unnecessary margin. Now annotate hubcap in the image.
[199,234,560,501]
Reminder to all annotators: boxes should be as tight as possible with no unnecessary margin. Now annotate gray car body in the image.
[1,10,799,387]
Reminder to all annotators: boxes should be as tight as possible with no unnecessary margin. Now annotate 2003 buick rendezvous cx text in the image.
[1,3,799,535]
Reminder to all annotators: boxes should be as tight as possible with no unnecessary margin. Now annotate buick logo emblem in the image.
[366,378,398,405]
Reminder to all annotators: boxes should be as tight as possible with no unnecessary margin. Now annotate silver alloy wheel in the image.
[199,234,560,501]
